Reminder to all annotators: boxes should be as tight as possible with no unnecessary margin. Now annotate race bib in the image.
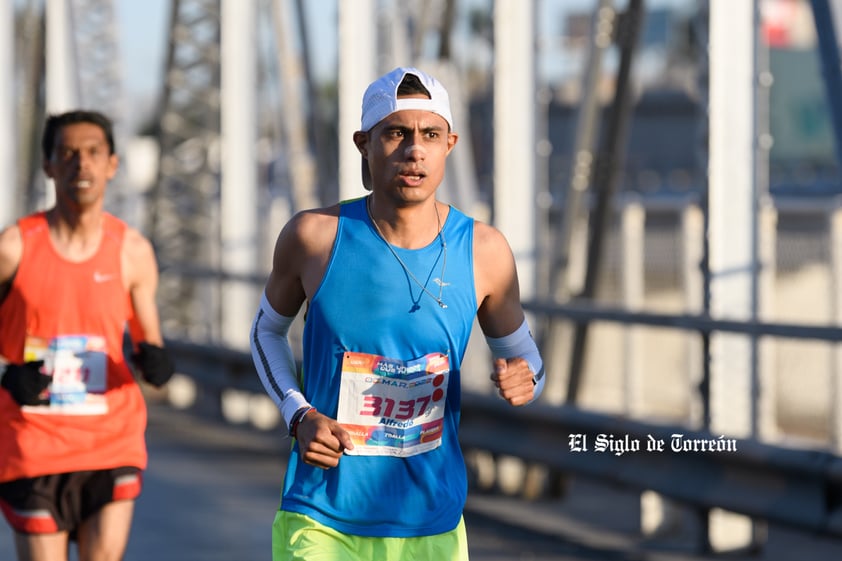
[22,335,109,415]
[337,351,450,457]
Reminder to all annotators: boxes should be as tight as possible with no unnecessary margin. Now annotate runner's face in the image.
[43,122,118,209]
[361,104,457,204]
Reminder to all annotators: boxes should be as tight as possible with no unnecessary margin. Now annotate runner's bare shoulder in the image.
[281,204,341,259]
[0,224,23,284]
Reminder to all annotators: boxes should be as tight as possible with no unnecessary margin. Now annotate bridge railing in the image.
[160,300,842,539]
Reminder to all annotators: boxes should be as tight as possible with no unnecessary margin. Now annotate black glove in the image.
[132,343,175,388]
[1,361,51,406]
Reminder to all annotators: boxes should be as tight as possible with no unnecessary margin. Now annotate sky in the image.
[115,0,338,105]
[115,0,169,101]
[114,0,693,107]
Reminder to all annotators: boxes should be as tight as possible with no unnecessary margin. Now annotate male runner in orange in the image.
[0,110,174,561]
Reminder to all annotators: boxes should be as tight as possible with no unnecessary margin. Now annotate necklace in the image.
[366,196,448,310]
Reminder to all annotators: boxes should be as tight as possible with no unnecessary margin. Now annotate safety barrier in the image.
[163,321,842,538]
[460,391,842,537]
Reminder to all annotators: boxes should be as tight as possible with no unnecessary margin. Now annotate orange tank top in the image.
[0,212,147,481]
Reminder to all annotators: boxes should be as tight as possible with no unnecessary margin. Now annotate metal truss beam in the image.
[148,0,222,340]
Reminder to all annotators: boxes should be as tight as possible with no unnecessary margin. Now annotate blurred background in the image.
[3,0,842,558]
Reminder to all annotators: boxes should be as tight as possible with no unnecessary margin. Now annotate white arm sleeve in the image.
[250,292,310,428]
[484,319,545,403]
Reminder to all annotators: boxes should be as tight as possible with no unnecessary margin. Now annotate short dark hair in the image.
[42,110,116,160]
[397,73,450,134]
[397,73,431,98]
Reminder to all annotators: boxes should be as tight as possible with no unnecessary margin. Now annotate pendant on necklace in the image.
[366,196,449,311]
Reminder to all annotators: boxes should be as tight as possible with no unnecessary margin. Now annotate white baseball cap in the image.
[360,67,454,132]
[359,67,454,189]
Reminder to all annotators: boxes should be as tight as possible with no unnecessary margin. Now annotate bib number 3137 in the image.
[337,351,449,457]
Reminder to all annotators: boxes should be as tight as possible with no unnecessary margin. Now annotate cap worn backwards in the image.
[360,67,454,132]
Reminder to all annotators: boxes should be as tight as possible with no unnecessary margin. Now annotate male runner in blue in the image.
[251,66,545,561]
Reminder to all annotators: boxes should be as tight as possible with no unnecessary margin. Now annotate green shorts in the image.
[272,510,469,561]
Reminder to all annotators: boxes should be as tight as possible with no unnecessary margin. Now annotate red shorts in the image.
[0,467,142,534]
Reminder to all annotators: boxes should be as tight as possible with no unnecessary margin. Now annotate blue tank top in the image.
[281,196,477,537]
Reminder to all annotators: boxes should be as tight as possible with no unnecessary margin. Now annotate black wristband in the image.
[1,361,51,406]
[132,343,175,388]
